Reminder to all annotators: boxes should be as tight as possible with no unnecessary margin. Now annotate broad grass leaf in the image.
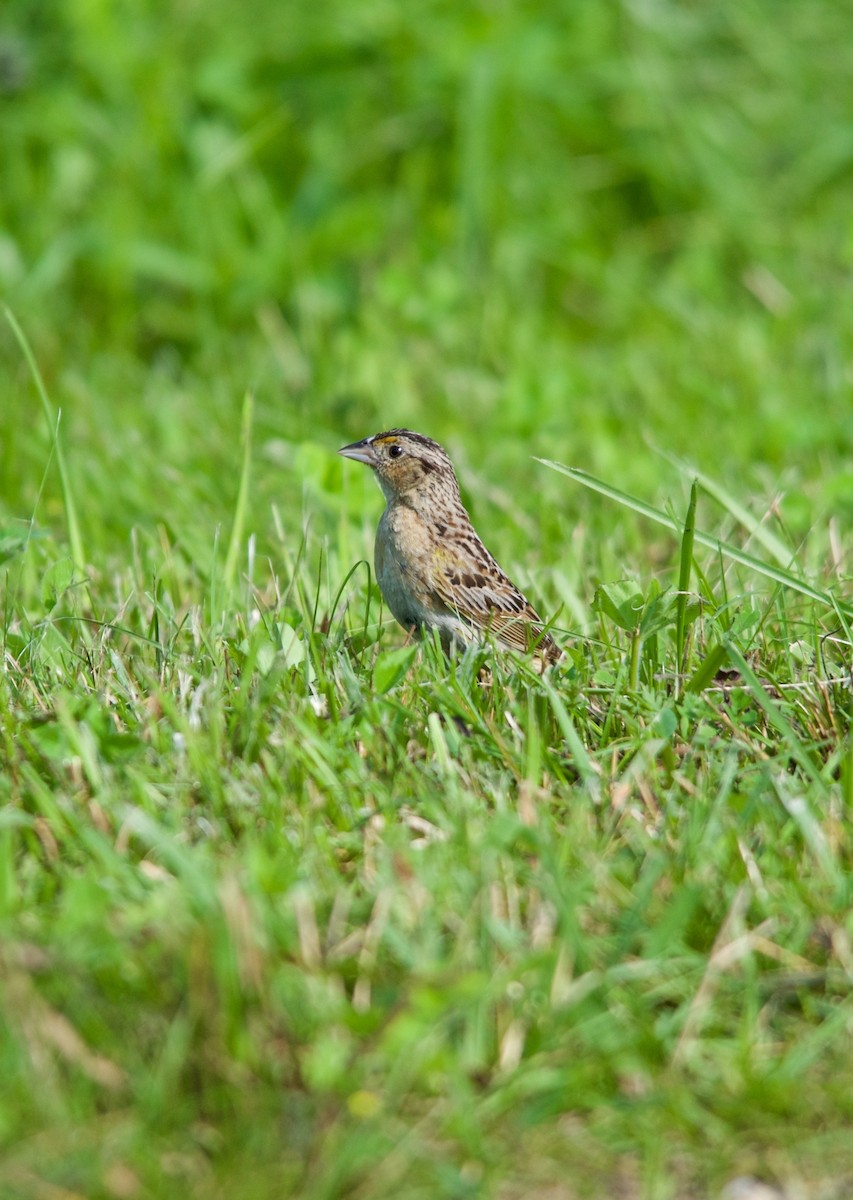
[373,646,417,693]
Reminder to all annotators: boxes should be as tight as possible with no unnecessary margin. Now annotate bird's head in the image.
[338,429,459,503]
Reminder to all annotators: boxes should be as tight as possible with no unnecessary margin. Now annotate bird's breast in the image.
[375,504,442,629]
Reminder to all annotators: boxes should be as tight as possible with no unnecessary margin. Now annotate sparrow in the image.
[339,429,558,665]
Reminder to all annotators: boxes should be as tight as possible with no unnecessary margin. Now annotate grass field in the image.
[1,1,852,1197]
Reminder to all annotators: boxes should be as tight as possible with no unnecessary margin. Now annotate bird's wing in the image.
[432,551,556,657]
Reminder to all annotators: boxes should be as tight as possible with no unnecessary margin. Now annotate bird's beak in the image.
[338,439,377,466]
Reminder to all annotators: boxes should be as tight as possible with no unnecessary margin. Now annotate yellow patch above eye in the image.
[373,437,398,447]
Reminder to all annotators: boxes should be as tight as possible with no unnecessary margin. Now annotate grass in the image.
[1,0,853,1196]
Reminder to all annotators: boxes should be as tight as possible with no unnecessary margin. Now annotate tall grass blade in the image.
[541,679,599,799]
[223,391,254,598]
[655,448,797,567]
[4,306,86,578]
[675,479,697,684]
[536,459,849,616]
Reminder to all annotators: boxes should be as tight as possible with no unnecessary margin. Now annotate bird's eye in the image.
[388,444,404,459]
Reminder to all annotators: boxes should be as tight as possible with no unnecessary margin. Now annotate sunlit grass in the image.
[1,0,852,1196]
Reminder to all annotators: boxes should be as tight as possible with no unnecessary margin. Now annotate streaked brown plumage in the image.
[338,429,559,666]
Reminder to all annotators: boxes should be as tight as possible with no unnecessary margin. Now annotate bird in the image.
[338,429,559,666]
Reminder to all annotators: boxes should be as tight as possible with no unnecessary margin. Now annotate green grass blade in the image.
[675,479,697,682]
[536,459,849,616]
[223,391,254,598]
[541,679,600,798]
[684,642,727,694]
[655,447,797,567]
[4,305,86,577]
[724,641,826,790]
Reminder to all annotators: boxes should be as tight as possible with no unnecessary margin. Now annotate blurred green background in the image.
[2,0,852,573]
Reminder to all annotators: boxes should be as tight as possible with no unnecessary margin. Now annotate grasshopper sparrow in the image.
[339,429,559,665]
